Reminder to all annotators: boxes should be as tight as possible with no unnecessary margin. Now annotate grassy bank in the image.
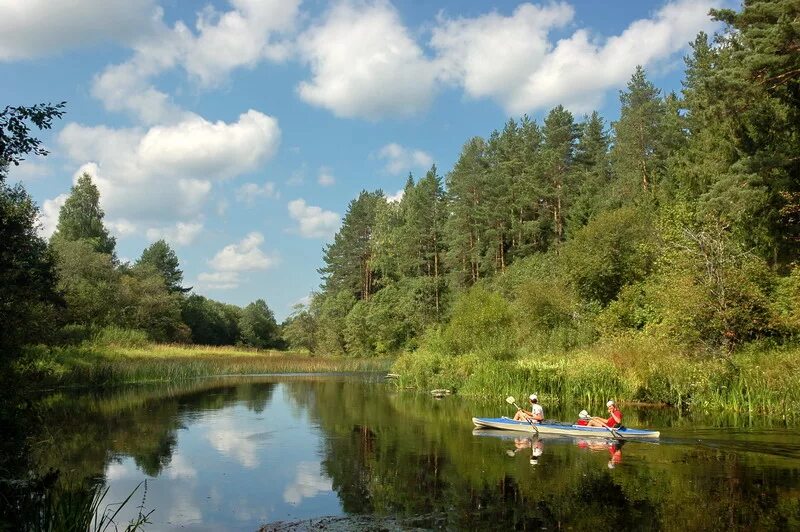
[18,341,392,388]
[391,336,800,421]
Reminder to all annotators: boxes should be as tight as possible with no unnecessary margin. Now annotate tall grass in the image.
[392,336,800,421]
[19,342,391,388]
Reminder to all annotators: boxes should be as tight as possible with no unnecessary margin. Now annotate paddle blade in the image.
[505,396,516,404]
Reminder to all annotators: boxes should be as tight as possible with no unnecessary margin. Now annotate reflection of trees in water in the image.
[282,380,800,530]
[31,379,279,483]
[22,378,800,530]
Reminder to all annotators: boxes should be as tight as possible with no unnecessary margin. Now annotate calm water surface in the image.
[34,375,800,530]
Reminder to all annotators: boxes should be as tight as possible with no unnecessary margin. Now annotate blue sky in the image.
[1,0,726,320]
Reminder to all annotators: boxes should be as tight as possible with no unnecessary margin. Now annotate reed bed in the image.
[391,337,800,420]
[20,343,391,388]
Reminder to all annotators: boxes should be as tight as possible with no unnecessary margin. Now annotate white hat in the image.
[607,400,616,407]
[529,394,538,401]
[578,410,590,419]
[530,459,538,465]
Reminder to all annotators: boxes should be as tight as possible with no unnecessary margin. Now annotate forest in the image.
[277,3,800,408]
[1,1,799,406]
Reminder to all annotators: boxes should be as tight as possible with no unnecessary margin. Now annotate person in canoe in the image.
[513,394,544,423]
[586,400,623,428]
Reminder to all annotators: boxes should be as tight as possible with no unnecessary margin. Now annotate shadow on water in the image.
[9,375,800,530]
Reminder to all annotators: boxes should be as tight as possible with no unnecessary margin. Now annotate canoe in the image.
[472,417,660,439]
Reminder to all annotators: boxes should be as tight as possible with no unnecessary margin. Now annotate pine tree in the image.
[405,165,447,316]
[568,111,611,234]
[703,1,800,263]
[136,239,188,293]
[611,67,667,198]
[319,190,385,301]
[52,172,116,255]
[445,137,490,286]
[514,115,546,255]
[540,105,578,246]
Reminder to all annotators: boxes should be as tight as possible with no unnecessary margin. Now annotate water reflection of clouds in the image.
[206,418,261,468]
[97,387,342,529]
[166,487,203,525]
[105,460,136,481]
[283,461,333,505]
[166,453,197,479]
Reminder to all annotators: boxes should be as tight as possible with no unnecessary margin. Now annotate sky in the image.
[1,0,729,320]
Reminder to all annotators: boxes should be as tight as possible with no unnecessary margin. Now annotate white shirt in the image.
[530,403,544,422]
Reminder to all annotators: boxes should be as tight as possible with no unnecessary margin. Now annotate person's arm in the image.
[610,410,622,425]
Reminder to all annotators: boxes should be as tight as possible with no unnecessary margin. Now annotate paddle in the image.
[505,396,539,435]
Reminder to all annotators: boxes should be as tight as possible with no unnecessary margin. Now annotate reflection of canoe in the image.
[472,417,660,439]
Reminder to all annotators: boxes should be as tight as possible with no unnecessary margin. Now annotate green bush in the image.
[91,327,150,348]
[441,285,515,359]
[561,207,656,305]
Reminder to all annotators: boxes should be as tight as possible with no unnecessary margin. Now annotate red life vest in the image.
[606,409,623,428]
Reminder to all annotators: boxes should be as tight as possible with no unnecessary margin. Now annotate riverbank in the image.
[391,336,800,421]
[17,342,392,388]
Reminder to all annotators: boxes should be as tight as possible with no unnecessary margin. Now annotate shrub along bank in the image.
[392,336,800,421]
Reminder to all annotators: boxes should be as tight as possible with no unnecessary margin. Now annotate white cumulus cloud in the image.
[431,0,717,114]
[107,219,139,238]
[58,110,280,234]
[377,143,433,175]
[385,189,404,203]
[91,0,300,124]
[236,182,279,204]
[287,199,340,239]
[38,194,68,238]
[0,0,159,61]
[197,271,240,290]
[146,222,204,246]
[296,0,438,119]
[208,232,277,272]
[317,168,335,187]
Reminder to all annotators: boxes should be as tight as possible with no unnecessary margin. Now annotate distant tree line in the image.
[284,1,800,357]
[2,161,281,365]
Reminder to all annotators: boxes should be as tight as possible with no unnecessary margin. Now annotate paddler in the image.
[586,400,623,428]
[513,393,544,423]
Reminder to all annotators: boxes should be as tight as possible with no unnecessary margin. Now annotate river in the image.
[29,374,800,530]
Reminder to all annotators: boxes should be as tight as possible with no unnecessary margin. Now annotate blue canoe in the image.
[472,417,660,439]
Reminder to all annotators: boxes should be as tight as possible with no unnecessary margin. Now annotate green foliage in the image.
[181,294,240,345]
[311,290,357,356]
[52,239,121,327]
[119,264,189,342]
[0,101,66,172]
[772,267,800,335]
[611,66,668,198]
[568,111,612,233]
[238,299,279,348]
[0,183,59,361]
[51,173,116,255]
[91,326,150,348]
[319,190,385,301]
[561,206,656,305]
[136,239,187,293]
[281,304,317,352]
[0,102,64,366]
[650,220,777,350]
[440,285,515,359]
